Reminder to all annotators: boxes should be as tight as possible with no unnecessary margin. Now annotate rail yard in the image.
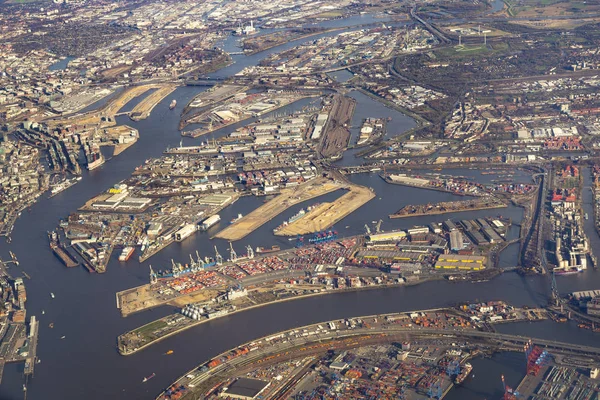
[155,304,600,400]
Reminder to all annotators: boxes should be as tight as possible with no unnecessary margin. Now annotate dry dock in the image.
[214,178,343,241]
[274,185,375,236]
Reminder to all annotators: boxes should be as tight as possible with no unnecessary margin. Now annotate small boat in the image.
[41,310,45,315]
[143,373,156,383]
[165,350,174,355]
[60,336,66,339]
[49,323,54,328]
[36,359,41,364]
[345,225,350,228]
[169,100,177,110]
[585,213,589,220]
[50,293,55,299]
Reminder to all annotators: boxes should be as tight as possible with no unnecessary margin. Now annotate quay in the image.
[214,177,343,241]
[156,306,597,400]
[274,184,375,236]
[389,198,507,219]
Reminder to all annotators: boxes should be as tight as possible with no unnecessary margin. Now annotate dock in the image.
[214,177,343,241]
[130,84,179,121]
[389,198,507,219]
[274,184,375,236]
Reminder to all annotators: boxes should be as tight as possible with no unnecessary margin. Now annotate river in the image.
[1,16,600,400]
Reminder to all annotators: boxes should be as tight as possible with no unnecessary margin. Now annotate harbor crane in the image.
[501,375,520,399]
[149,265,157,284]
[551,271,560,306]
[195,250,205,268]
[364,224,371,235]
[375,219,383,233]
[215,245,223,265]
[229,242,237,263]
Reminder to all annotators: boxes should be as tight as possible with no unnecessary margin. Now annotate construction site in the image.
[129,84,179,121]
[274,185,375,236]
[214,177,343,241]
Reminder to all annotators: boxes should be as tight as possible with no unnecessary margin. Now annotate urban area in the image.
[3,0,600,398]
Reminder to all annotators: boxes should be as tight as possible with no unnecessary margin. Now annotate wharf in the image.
[389,198,507,219]
[382,174,480,197]
[130,84,179,121]
[214,177,343,241]
[274,184,375,236]
[139,236,175,263]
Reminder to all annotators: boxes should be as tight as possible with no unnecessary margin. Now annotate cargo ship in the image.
[256,245,281,254]
[273,204,320,232]
[143,373,155,383]
[118,246,135,262]
[230,213,243,224]
[454,363,473,385]
[169,100,177,110]
[553,266,584,275]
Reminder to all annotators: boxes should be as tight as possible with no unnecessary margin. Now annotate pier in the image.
[389,198,507,219]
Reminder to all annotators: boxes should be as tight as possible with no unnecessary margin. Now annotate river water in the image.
[1,16,600,400]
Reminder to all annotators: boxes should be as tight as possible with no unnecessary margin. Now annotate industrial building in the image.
[220,378,270,400]
[449,230,464,251]
[366,231,407,242]
[435,255,486,271]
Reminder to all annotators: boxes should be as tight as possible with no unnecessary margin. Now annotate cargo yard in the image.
[116,212,516,354]
[390,197,507,219]
[0,256,39,387]
[155,303,600,400]
[182,91,312,138]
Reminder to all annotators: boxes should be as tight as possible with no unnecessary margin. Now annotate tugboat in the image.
[143,373,156,383]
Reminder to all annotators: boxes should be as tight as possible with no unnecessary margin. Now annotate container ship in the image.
[256,245,280,254]
[553,266,584,275]
[308,230,338,244]
[169,100,177,110]
[454,363,473,385]
[118,246,135,262]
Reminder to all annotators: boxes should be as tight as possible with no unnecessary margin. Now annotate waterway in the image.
[1,17,600,400]
[48,56,74,71]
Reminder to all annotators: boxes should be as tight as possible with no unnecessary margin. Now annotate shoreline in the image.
[118,275,443,356]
